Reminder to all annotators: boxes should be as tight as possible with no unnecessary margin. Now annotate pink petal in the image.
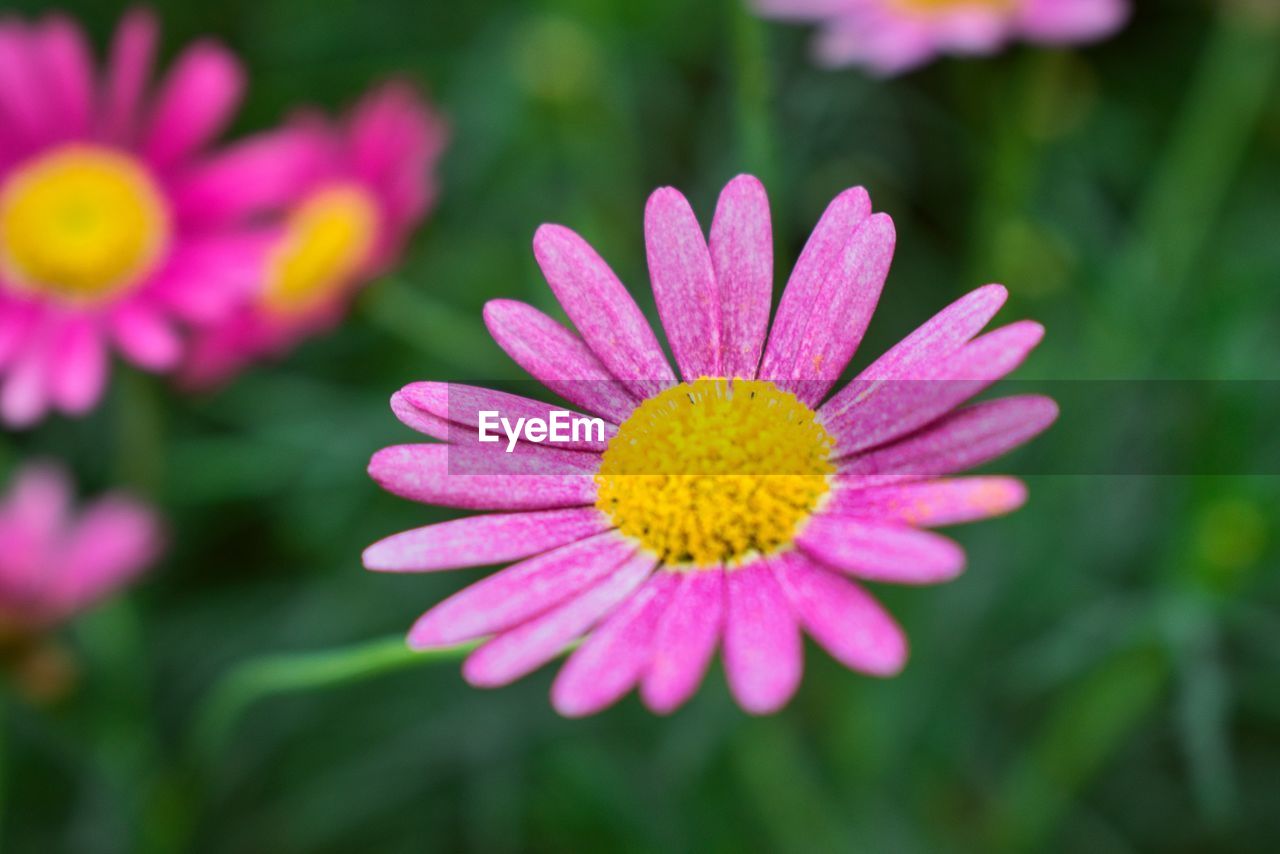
[646,186,721,381]
[710,174,773,379]
[552,570,680,717]
[532,224,676,399]
[758,186,870,391]
[812,15,939,76]
[461,549,656,687]
[172,128,324,226]
[641,566,724,714]
[408,531,635,648]
[1,326,53,428]
[923,10,1012,54]
[142,41,244,168]
[0,302,37,372]
[723,560,803,714]
[176,313,272,391]
[821,320,1044,456]
[483,299,639,424]
[347,81,447,223]
[49,316,107,415]
[150,234,275,324]
[837,395,1059,478]
[44,495,161,618]
[853,284,1008,380]
[110,306,182,372]
[796,515,965,584]
[348,82,436,177]
[364,507,612,572]
[35,15,94,139]
[773,551,907,676]
[825,477,1028,527]
[390,389,451,440]
[1018,0,1130,43]
[0,463,71,547]
[443,439,601,477]
[767,213,896,407]
[397,382,613,452]
[0,22,48,146]
[368,444,597,510]
[0,463,71,601]
[101,8,157,143]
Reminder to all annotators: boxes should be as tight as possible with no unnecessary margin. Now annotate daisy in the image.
[0,10,310,426]
[755,0,1130,75]
[181,82,447,388]
[0,462,161,633]
[365,175,1057,716]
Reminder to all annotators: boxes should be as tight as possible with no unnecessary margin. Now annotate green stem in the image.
[1093,10,1280,374]
[965,52,1052,288]
[730,0,777,186]
[189,635,478,764]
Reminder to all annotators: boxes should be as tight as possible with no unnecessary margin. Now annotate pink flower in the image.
[181,82,448,388]
[365,175,1057,716]
[755,0,1130,75]
[0,463,161,631]
[0,10,311,427]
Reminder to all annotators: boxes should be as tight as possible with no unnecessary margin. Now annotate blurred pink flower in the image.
[0,463,161,630]
[0,9,312,427]
[181,82,447,388]
[755,0,1130,75]
[365,175,1057,716]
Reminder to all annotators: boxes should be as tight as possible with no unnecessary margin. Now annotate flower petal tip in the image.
[724,173,765,193]
[863,211,897,244]
[549,685,603,719]
[1034,395,1061,426]
[638,692,682,717]
[531,222,573,252]
[867,650,909,679]
[481,298,516,325]
[406,619,450,652]
[360,542,392,572]
[738,694,794,717]
[460,653,507,689]
[645,185,687,210]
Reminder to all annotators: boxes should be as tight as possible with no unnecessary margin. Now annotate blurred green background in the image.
[3,0,1280,851]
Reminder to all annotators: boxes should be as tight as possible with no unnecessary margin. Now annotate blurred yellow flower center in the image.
[261,184,379,317]
[892,0,1015,13]
[596,379,835,567]
[0,145,169,302]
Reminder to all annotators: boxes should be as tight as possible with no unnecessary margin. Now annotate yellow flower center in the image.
[891,0,1015,13]
[0,145,169,302]
[596,379,835,567]
[260,184,380,317]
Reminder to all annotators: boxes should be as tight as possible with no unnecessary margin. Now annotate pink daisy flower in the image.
[181,82,447,388]
[755,0,1130,75]
[0,463,161,632]
[364,175,1057,716]
[0,10,311,427]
